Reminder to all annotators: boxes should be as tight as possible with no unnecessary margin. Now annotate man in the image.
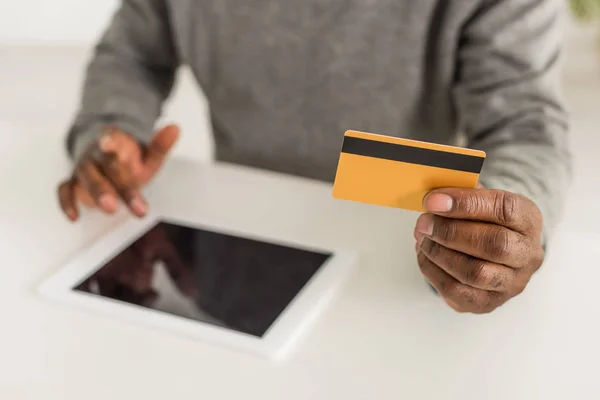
[57,0,571,314]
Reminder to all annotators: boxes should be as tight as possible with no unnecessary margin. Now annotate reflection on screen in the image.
[73,221,331,337]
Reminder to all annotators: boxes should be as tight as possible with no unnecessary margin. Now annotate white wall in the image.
[0,0,118,45]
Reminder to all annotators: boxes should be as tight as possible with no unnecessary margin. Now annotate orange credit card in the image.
[332,130,486,212]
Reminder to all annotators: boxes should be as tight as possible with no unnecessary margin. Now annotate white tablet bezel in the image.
[39,213,357,360]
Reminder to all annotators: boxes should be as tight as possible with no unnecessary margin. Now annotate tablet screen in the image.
[73,221,332,337]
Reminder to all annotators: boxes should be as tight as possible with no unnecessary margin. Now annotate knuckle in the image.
[486,227,513,261]
[452,291,504,314]
[446,289,481,313]
[482,292,505,313]
[459,287,478,306]
[464,258,487,286]
[465,258,505,289]
[439,279,459,297]
[465,293,493,314]
[434,218,456,243]
[496,191,519,226]
[457,191,484,216]
[487,269,505,289]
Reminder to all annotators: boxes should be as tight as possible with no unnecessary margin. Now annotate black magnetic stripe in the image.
[341,136,485,173]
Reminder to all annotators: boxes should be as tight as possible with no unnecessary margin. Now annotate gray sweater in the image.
[66,0,571,239]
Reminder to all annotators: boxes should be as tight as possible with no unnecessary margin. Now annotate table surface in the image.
[1,138,599,399]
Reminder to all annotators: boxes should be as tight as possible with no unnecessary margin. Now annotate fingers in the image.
[58,179,79,221]
[99,129,143,173]
[74,162,119,213]
[423,188,542,234]
[99,153,148,217]
[97,126,176,216]
[142,124,179,179]
[98,127,133,155]
[418,237,515,291]
[417,251,504,314]
[99,124,179,184]
[73,183,96,207]
[96,130,148,216]
[62,125,174,221]
[415,213,529,267]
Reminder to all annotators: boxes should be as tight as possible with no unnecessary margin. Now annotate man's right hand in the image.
[58,124,179,222]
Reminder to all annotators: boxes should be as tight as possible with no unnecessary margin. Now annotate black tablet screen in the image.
[73,221,331,337]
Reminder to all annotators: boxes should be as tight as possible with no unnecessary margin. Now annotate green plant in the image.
[570,0,600,21]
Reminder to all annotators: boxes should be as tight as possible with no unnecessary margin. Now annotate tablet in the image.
[39,214,357,360]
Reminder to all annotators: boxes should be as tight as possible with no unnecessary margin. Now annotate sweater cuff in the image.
[66,119,152,163]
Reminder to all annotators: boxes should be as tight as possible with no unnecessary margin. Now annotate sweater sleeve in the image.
[453,0,572,244]
[66,0,179,161]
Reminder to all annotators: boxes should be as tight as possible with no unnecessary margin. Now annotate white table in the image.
[1,140,599,399]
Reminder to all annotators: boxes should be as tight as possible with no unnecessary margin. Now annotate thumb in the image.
[142,124,180,179]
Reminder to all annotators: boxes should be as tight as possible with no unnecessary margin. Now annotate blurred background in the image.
[0,0,599,233]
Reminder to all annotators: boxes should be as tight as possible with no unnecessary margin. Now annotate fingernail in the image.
[131,198,147,215]
[415,241,420,253]
[99,195,117,211]
[423,193,453,213]
[415,214,434,236]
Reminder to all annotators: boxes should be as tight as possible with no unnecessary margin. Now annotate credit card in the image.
[332,130,486,212]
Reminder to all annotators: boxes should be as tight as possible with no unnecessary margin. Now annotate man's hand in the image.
[414,186,545,314]
[57,124,179,222]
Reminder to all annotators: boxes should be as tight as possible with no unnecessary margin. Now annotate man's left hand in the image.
[414,187,545,313]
